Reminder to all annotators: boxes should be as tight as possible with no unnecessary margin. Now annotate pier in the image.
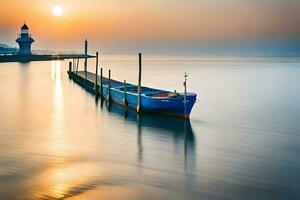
[67,39,145,113]
[68,70,122,97]
[0,53,95,63]
[67,42,197,118]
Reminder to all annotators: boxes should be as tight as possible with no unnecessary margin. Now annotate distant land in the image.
[1,41,300,58]
[0,43,13,48]
[0,43,17,54]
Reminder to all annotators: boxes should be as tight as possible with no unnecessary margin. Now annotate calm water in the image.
[0,56,300,200]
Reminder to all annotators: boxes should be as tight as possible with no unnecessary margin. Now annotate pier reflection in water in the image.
[105,101,196,172]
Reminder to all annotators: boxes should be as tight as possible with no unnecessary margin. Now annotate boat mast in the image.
[184,72,188,117]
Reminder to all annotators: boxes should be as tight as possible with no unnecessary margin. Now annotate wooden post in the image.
[100,67,103,98]
[123,80,127,106]
[94,52,99,95]
[68,61,72,73]
[72,58,74,71]
[84,39,88,84]
[107,69,111,101]
[137,53,142,113]
[76,58,79,74]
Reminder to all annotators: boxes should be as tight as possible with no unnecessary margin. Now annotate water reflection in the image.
[2,58,299,199]
[51,61,62,100]
[105,102,196,174]
[51,61,66,156]
[137,114,143,162]
[49,61,69,198]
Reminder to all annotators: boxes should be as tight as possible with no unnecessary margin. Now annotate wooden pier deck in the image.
[76,71,122,85]
[68,70,126,98]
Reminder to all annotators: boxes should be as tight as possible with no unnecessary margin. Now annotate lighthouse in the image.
[16,23,35,55]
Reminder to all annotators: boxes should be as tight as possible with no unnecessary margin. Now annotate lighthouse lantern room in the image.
[16,23,35,55]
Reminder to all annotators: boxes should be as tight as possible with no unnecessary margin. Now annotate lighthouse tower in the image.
[16,23,35,55]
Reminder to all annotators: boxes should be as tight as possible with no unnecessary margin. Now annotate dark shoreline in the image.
[0,54,95,63]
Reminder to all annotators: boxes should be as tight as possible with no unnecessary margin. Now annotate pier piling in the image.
[84,39,88,76]
[84,39,88,86]
[94,52,99,96]
[108,69,111,101]
[76,58,79,74]
[123,80,127,107]
[68,61,72,73]
[137,53,142,113]
[100,68,103,99]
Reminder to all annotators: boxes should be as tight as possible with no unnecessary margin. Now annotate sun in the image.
[52,6,64,17]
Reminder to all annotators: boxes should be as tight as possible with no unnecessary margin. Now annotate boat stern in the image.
[141,92,197,118]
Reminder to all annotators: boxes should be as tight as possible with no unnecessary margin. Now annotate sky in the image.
[0,0,300,55]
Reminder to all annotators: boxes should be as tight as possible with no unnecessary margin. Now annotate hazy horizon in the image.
[1,0,300,56]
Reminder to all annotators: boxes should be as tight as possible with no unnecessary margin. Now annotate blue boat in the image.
[106,81,197,118]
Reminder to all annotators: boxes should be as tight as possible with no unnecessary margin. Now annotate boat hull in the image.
[106,86,197,118]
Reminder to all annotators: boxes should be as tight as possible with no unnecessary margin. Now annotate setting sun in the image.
[52,6,63,17]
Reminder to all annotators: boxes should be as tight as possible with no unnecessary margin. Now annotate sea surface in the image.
[0,56,300,200]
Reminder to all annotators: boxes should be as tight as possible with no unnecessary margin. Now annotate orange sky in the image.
[1,0,299,54]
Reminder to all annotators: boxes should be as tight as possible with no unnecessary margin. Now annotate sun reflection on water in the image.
[51,60,66,156]
[38,162,106,199]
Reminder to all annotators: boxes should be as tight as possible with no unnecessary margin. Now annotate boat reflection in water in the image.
[101,99,196,174]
